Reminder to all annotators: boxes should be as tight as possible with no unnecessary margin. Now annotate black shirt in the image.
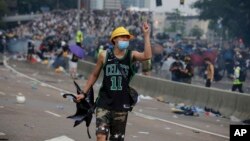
[96,49,135,111]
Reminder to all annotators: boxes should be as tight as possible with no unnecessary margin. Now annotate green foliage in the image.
[17,0,77,13]
[190,25,204,39]
[192,0,250,45]
[0,0,8,28]
[0,0,7,17]
[166,8,186,34]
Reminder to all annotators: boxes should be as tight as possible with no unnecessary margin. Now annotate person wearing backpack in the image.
[231,61,244,93]
[76,22,151,141]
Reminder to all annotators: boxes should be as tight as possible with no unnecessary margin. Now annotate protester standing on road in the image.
[27,40,34,62]
[231,62,244,93]
[181,56,193,84]
[69,30,84,79]
[76,30,83,47]
[76,22,151,141]
[204,58,214,87]
[169,54,184,82]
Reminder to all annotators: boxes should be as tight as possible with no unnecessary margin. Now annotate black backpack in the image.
[239,67,247,82]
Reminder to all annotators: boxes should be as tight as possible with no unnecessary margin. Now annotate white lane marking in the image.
[45,111,61,117]
[5,58,229,139]
[138,131,149,134]
[45,135,75,141]
[133,112,229,139]
[4,58,72,94]
[0,91,6,96]
[0,132,6,136]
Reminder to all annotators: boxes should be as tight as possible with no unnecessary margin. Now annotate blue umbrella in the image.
[69,44,85,59]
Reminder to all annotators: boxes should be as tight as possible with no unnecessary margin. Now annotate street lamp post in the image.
[77,0,81,30]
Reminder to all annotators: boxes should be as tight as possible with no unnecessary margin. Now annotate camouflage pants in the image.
[96,107,128,141]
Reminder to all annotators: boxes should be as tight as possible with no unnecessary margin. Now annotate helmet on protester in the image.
[110,26,134,44]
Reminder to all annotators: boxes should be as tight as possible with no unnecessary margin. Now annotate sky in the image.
[149,0,198,15]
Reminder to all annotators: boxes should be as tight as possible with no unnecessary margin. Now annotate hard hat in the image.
[110,26,134,44]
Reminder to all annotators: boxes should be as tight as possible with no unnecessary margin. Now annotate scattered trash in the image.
[230,116,241,122]
[204,107,221,117]
[156,96,164,102]
[0,91,6,96]
[139,95,153,100]
[31,81,38,90]
[40,83,47,87]
[192,130,200,133]
[242,119,250,125]
[172,115,178,119]
[172,105,200,116]
[42,60,49,65]
[168,103,175,108]
[16,93,26,104]
[170,103,222,118]
[24,123,35,129]
[56,105,64,110]
[55,66,65,73]
[171,108,184,114]
[0,132,6,136]
[138,109,143,112]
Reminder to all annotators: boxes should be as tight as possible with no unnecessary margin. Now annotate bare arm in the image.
[210,64,214,81]
[76,51,105,101]
[132,22,152,61]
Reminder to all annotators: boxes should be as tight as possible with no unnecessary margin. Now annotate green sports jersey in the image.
[96,49,135,111]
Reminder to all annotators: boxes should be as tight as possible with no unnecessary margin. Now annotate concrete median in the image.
[78,60,250,120]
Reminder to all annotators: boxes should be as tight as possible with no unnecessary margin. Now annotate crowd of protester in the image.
[1,9,249,92]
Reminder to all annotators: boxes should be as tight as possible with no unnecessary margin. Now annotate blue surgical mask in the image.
[118,41,129,50]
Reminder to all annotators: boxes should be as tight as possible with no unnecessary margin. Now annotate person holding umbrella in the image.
[76,22,151,141]
[69,30,84,79]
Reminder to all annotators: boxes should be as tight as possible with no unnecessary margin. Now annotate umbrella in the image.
[69,44,85,59]
[190,53,203,66]
[203,50,218,64]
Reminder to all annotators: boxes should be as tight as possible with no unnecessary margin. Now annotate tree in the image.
[190,25,204,39]
[166,9,186,34]
[192,0,250,46]
[0,0,8,28]
[17,0,77,14]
